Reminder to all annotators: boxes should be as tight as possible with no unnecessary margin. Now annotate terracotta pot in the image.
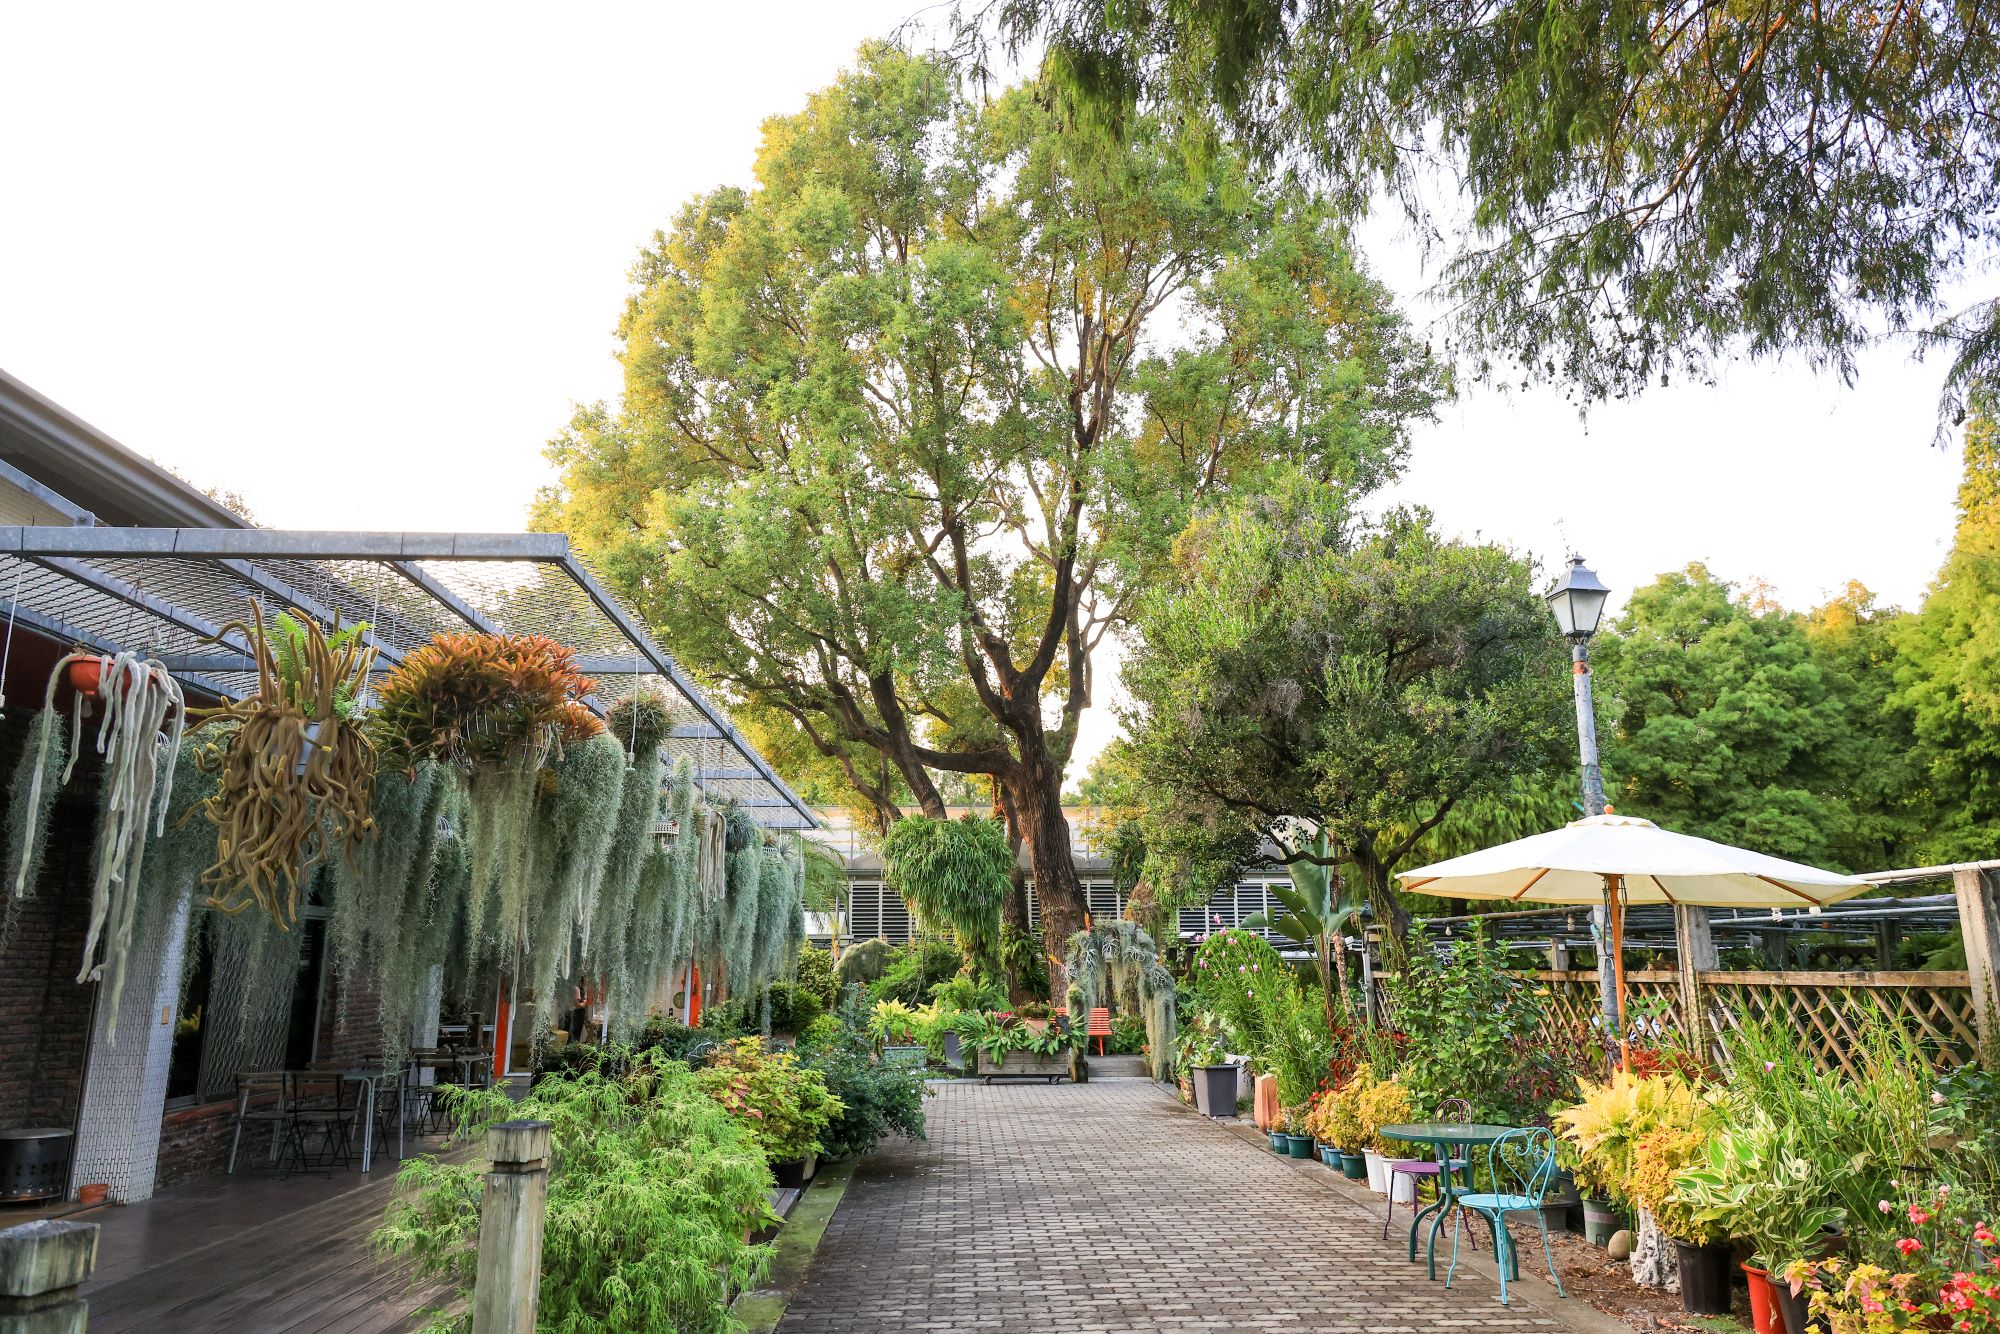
[64,657,105,698]
[76,1183,108,1205]
[1252,1074,1279,1130]
[1744,1264,1779,1334]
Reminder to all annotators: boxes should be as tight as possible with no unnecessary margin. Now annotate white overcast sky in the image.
[0,2,1969,781]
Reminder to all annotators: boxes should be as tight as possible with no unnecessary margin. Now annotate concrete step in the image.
[1084,1055,1149,1079]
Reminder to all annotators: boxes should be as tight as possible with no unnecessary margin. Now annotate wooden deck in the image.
[74,1156,459,1333]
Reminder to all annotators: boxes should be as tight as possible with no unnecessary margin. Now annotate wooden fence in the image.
[1522,968,1980,1078]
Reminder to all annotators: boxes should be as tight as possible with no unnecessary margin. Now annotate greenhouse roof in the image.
[0,515,816,830]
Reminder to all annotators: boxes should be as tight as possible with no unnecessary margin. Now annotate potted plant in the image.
[868,1000,930,1067]
[693,1037,842,1189]
[1676,1110,1842,1334]
[1356,1073,1413,1195]
[1556,1072,1698,1248]
[1629,1125,1732,1316]
[1283,1109,1315,1158]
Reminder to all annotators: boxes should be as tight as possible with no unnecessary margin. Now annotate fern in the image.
[878,815,1010,965]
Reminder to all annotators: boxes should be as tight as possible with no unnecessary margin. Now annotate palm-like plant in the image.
[1244,827,1369,1034]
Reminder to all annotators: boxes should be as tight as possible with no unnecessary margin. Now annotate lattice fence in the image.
[1520,969,1978,1076]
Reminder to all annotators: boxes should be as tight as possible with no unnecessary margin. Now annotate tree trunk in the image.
[993,781,1034,1006]
[1357,856,1411,962]
[1009,765,1085,1008]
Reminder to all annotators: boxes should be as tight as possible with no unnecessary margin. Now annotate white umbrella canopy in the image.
[1396,813,1867,908]
[1396,813,1867,1065]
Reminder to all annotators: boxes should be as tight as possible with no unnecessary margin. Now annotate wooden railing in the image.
[1521,968,1980,1077]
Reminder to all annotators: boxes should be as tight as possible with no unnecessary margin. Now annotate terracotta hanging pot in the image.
[64,655,107,698]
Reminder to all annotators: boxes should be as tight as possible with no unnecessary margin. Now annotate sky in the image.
[0,2,1969,782]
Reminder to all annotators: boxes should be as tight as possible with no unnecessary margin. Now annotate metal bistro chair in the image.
[225,1071,291,1174]
[1383,1096,1474,1239]
[1445,1126,1567,1306]
[284,1071,357,1173]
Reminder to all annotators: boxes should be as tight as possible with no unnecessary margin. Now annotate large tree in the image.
[1588,563,1922,871]
[979,0,2000,416]
[535,46,1442,978]
[1116,471,1567,947]
[1892,409,2000,862]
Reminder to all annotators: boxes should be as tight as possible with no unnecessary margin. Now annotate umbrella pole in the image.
[1609,874,1631,1068]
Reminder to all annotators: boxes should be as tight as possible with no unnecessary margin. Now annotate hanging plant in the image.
[368,631,601,772]
[2,709,70,949]
[189,603,378,930]
[11,649,186,1005]
[878,814,1010,963]
[1065,920,1179,1082]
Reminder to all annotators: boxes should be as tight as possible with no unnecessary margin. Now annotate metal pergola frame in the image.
[0,519,816,829]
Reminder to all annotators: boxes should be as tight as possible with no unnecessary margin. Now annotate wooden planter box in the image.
[976,1049,1079,1084]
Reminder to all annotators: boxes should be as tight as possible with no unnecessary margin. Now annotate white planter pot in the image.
[1363,1149,1388,1193]
[1390,1168,1417,1205]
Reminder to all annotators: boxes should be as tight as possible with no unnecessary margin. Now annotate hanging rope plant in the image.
[2,709,70,950]
[12,648,186,1007]
[189,604,377,929]
[368,631,602,968]
[1065,919,1180,1082]
[878,814,1010,964]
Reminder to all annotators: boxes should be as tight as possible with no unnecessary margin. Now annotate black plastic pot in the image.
[1194,1064,1238,1118]
[773,1157,812,1190]
[942,1031,963,1071]
[1773,1280,1825,1334]
[1675,1240,1734,1317]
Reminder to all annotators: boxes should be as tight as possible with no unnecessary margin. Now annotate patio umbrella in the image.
[1394,813,1867,1061]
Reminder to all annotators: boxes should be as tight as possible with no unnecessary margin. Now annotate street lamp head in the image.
[1545,555,1611,641]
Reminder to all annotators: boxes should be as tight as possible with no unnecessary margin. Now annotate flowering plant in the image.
[1785,1182,2000,1331]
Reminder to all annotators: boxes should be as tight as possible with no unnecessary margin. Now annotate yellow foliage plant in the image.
[1554,1071,1700,1201]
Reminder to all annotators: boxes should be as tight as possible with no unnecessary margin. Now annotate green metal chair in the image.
[1444,1126,1566,1306]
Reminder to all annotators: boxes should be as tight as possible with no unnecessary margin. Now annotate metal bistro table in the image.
[1377,1122,1515,1278]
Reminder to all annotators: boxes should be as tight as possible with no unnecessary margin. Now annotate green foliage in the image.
[866,937,966,1007]
[1188,928,1293,1067]
[793,942,838,1010]
[693,1037,843,1163]
[2,710,69,947]
[834,937,896,989]
[1122,475,1566,941]
[998,924,1050,1003]
[1063,920,1178,1081]
[1590,564,1920,871]
[1244,826,1366,1032]
[931,972,1007,1014]
[878,815,1010,965]
[536,44,1440,981]
[270,610,369,720]
[1891,410,2000,862]
[997,1,2000,418]
[795,991,931,1157]
[376,1053,773,1333]
[1385,923,1544,1122]
[713,981,823,1037]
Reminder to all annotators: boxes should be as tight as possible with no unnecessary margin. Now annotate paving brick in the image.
[778,1080,1596,1332]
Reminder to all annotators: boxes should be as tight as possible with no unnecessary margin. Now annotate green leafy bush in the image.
[867,938,966,1006]
[694,1037,843,1163]
[712,981,825,1036]
[375,1054,773,1334]
[834,936,896,989]
[794,941,839,1009]
[797,993,931,1157]
[1386,922,1543,1120]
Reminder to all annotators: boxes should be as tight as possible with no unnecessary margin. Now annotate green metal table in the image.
[1377,1122,1515,1278]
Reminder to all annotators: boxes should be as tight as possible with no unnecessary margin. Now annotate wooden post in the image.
[1673,906,1717,1059]
[472,1120,551,1334]
[1955,867,2000,1067]
[0,1218,98,1334]
[1548,938,1572,972]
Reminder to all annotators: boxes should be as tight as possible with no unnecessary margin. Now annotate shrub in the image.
[834,937,896,989]
[376,1053,772,1333]
[794,942,838,1009]
[867,937,966,1005]
[797,993,930,1157]
[712,982,825,1036]
[1387,922,1544,1121]
[694,1038,843,1163]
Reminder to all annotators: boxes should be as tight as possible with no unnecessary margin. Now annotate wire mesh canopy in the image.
[0,523,815,830]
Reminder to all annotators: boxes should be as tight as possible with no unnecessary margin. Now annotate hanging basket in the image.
[63,655,107,698]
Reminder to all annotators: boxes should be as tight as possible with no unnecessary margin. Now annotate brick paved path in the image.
[778,1079,1600,1333]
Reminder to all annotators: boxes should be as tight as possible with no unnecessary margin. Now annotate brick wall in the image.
[315,972,384,1069]
[0,716,104,1137]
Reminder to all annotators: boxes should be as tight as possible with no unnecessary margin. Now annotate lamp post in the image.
[1544,556,1618,1055]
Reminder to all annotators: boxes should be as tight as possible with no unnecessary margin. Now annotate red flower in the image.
[1898,1238,1925,1257]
